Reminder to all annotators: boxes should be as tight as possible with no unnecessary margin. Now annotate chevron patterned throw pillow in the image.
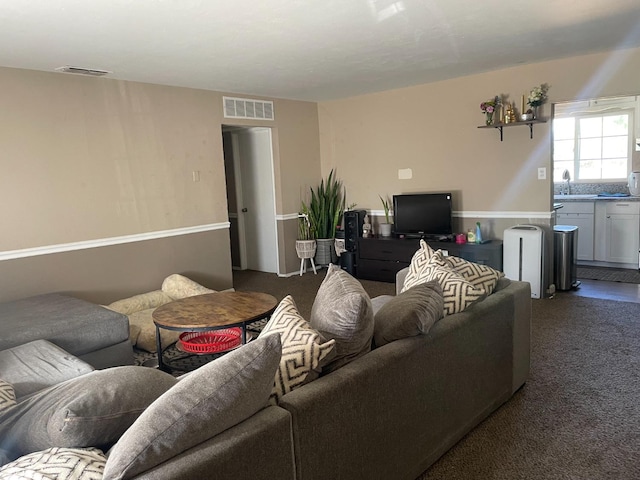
[259,295,336,403]
[443,255,504,295]
[0,447,106,479]
[0,380,16,414]
[401,239,437,292]
[420,251,487,315]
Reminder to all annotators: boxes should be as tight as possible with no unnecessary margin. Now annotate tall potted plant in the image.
[308,169,345,266]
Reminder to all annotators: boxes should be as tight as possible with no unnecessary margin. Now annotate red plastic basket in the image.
[178,328,242,354]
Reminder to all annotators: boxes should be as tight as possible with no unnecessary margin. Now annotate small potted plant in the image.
[295,202,317,275]
[378,195,393,237]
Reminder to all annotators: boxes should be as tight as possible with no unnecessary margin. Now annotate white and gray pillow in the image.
[0,380,16,415]
[310,264,374,373]
[103,334,282,480]
[259,295,336,403]
[0,447,106,479]
[418,251,487,315]
[401,240,437,292]
[442,255,504,295]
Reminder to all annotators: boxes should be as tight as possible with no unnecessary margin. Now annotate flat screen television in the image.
[392,193,453,239]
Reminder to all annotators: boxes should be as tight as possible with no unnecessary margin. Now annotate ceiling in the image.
[2,0,640,102]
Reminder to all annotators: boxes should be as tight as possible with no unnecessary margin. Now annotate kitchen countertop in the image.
[553,194,640,202]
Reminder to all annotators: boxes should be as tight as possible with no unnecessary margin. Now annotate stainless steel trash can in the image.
[553,225,579,290]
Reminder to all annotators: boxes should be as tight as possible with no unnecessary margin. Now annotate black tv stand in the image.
[355,236,503,283]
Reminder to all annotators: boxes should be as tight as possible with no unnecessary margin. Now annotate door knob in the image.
[241,208,248,213]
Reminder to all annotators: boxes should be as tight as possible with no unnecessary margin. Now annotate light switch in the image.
[192,171,200,182]
[538,167,546,180]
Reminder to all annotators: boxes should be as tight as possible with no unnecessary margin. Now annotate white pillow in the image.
[0,380,16,414]
[0,447,106,478]
[419,251,487,316]
[259,295,336,403]
[442,255,504,295]
[401,240,437,292]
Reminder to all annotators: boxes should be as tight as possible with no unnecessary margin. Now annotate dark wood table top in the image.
[152,291,278,330]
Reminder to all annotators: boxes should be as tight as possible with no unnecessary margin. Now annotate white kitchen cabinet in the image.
[556,201,595,261]
[594,201,640,265]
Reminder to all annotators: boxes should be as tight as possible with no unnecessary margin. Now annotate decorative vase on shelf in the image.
[531,105,540,120]
[485,112,494,126]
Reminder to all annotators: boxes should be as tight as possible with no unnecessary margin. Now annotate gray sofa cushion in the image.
[310,264,374,373]
[0,340,94,400]
[0,293,130,356]
[0,366,177,460]
[373,281,444,347]
[103,334,282,480]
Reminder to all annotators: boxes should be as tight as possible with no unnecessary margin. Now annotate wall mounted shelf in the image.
[477,119,547,141]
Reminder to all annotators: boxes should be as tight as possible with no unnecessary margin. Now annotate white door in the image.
[234,128,278,273]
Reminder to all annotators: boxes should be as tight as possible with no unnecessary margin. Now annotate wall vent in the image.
[223,96,274,120]
[55,66,112,77]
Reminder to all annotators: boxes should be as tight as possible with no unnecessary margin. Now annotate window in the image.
[553,96,637,183]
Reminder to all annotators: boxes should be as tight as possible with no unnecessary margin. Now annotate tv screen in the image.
[393,193,453,238]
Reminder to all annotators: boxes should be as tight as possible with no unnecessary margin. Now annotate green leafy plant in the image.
[308,169,346,239]
[379,195,391,224]
[298,202,315,240]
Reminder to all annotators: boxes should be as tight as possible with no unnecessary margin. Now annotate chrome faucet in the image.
[561,170,571,195]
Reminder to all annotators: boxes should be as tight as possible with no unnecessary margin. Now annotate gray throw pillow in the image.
[0,367,177,460]
[373,281,444,347]
[102,334,282,480]
[310,264,374,373]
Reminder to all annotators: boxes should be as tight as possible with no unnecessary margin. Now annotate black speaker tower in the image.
[343,209,367,252]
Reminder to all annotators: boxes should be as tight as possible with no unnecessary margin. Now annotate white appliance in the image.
[628,171,640,196]
[503,225,544,299]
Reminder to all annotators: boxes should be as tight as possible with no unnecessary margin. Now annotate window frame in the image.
[552,96,638,184]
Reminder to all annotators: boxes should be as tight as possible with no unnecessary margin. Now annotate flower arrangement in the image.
[527,83,549,108]
[480,96,499,114]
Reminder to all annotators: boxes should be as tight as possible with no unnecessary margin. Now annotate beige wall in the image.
[317,46,640,294]
[318,47,640,216]
[0,67,320,300]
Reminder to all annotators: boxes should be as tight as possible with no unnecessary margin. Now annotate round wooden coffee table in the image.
[152,291,278,372]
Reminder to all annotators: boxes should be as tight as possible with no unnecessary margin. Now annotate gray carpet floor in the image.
[417,293,640,479]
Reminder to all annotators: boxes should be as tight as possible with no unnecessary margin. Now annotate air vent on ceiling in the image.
[223,96,274,120]
[55,66,112,77]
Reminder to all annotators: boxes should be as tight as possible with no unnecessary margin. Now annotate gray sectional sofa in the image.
[0,293,133,369]
[0,268,531,480]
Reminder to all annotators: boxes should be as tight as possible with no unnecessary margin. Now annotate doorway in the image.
[222,126,278,274]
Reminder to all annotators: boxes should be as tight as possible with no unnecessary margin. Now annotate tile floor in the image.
[556,278,640,304]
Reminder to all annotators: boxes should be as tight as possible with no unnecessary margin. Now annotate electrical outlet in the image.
[537,167,546,180]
